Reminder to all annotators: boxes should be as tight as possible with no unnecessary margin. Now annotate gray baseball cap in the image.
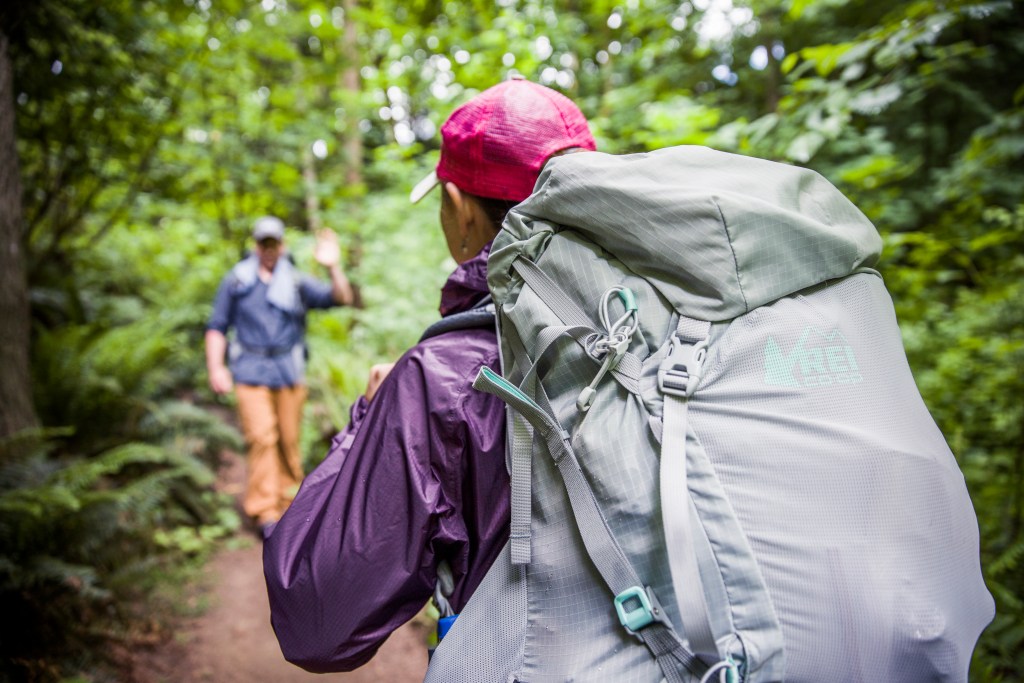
[252,216,285,241]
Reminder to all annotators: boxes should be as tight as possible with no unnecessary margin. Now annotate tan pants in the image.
[235,384,307,525]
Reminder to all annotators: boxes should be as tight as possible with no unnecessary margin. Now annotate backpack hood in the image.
[493,146,882,321]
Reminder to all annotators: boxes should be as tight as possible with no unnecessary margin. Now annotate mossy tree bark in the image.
[0,29,38,442]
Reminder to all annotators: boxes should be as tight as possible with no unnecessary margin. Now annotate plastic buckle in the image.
[658,336,708,398]
[437,614,458,640]
[614,585,666,635]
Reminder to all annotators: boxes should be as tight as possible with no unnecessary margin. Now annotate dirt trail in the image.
[130,451,430,683]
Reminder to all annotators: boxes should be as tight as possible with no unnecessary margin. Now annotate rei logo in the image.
[763,326,863,388]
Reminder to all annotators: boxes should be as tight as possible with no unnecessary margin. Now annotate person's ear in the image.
[444,181,475,237]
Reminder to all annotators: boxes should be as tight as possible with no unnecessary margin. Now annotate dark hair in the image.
[471,195,520,230]
[471,146,589,230]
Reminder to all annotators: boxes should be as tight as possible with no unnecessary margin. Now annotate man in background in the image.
[205,216,353,535]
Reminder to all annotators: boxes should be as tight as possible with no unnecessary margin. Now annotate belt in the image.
[240,343,295,358]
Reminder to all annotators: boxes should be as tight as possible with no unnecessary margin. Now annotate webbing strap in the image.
[506,321,629,565]
[512,257,641,394]
[646,624,701,683]
[542,428,639,590]
[502,323,536,564]
[509,414,533,564]
[546,433,702,679]
[473,367,707,681]
[535,383,706,681]
[503,322,531,392]
[659,317,719,662]
[512,257,594,329]
[432,559,456,618]
[519,324,596,391]
[504,322,592,565]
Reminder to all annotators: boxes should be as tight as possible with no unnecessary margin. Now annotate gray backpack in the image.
[425,146,993,682]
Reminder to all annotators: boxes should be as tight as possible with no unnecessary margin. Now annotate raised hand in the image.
[314,229,341,268]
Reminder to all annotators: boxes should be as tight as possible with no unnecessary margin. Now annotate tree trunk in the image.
[339,0,362,189]
[765,42,780,114]
[337,0,363,308]
[294,58,324,234]
[0,29,40,442]
[301,145,323,232]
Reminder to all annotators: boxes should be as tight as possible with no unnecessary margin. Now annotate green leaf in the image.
[781,53,799,75]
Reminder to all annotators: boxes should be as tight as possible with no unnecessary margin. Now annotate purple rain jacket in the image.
[263,246,511,673]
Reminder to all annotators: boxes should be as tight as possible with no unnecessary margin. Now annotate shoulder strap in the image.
[658,317,719,660]
[473,366,708,682]
[659,316,786,681]
[419,298,496,342]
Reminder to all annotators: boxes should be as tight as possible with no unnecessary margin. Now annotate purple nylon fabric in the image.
[439,244,490,316]
[262,247,510,673]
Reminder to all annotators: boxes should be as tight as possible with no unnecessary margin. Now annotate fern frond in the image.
[53,443,172,493]
[990,537,1024,576]
[988,578,1024,612]
[143,400,243,456]
[27,556,111,602]
[0,485,80,518]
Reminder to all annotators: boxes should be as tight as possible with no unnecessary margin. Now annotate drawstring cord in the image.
[699,657,740,683]
[577,286,639,412]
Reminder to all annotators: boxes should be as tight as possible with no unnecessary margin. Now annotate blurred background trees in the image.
[0,0,1020,680]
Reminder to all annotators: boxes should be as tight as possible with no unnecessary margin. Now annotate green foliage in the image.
[0,432,238,681]
[4,0,1023,678]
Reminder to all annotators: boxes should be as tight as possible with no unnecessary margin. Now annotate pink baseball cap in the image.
[410,77,595,204]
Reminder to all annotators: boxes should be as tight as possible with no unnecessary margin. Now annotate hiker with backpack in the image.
[447,148,993,682]
[206,218,354,535]
[264,78,993,681]
[262,77,595,672]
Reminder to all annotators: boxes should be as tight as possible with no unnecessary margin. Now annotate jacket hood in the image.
[440,242,491,317]
[492,146,882,322]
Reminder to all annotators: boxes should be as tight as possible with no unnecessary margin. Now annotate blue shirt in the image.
[207,267,338,388]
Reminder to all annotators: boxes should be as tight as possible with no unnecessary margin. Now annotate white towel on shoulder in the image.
[231,254,301,314]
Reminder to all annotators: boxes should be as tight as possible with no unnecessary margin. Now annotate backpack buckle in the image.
[658,336,708,398]
[614,585,670,636]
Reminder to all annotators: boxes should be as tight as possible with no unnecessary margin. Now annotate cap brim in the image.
[409,170,440,204]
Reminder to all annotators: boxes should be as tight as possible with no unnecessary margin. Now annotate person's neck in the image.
[258,265,274,283]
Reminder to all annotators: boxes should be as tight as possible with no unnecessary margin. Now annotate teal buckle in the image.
[614,585,655,633]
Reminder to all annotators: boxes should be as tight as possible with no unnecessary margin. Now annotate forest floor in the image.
[126,447,431,683]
